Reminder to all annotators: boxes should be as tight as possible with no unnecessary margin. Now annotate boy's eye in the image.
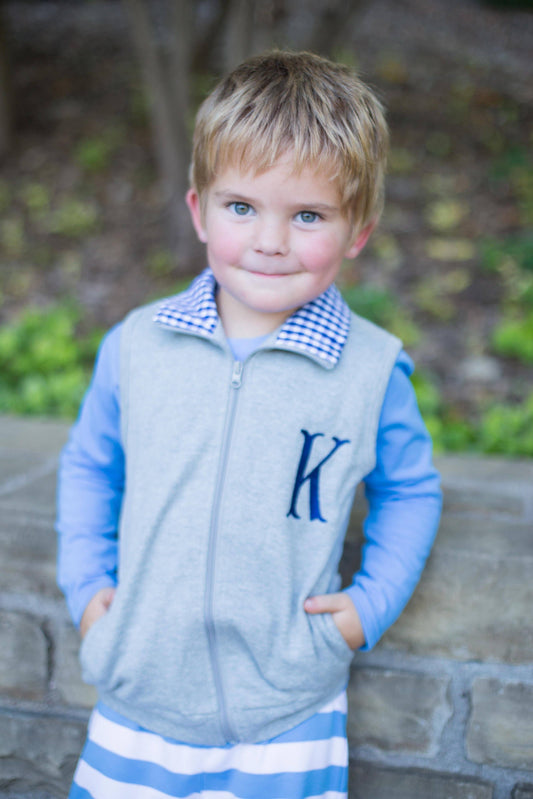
[297,211,320,224]
[230,202,252,216]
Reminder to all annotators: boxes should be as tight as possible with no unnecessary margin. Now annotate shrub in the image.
[48,199,99,238]
[492,312,533,363]
[0,304,102,418]
[479,394,533,457]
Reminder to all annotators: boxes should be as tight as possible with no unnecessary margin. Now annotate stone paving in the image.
[0,414,532,798]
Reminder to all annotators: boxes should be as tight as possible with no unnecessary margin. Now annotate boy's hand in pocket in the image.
[80,587,116,639]
[304,592,365,651]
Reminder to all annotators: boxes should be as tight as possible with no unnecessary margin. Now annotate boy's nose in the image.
[253,219,289,256]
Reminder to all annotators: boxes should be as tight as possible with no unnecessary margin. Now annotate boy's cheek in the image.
[208,236,246,268]
[298,236,346,273]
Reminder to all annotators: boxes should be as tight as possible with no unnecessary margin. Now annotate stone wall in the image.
[0,415,532,798]
[345,455,533,799]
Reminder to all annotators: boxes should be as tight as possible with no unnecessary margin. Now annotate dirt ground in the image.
[1,0,532,430]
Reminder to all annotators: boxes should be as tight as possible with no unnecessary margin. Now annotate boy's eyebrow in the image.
[213,189,253,202]
[212,190,340,212]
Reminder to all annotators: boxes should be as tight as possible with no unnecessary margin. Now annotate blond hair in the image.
[189,50,389,230]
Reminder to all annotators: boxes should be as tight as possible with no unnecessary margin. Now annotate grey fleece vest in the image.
[80,301,401,745]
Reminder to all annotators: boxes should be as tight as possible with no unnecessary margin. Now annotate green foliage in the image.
[76,138,111,173]
[370,233,403,268]
[481,234,533,274]
[20,183,50,215]
[341,284,395,326]
[146,249,176,278]
[146,275,197,305]
[0,304,103,418]
[425,132,452,158]
[490,146,533,226]
[424,238,476,262]
[448,80,476,119]
[490,146,530,182]
[129,85,150,125]
[414,268,471,321]
[341,283,419,346]
[388,148,415,175]
[425,199,469,232]
[492,312,533,363]
[75,127,124,174]
[481,235,533,314]
[410,371,442,417]
[0,217,25,257]
[0,180,10,213]
[478,394,533,457]
[376,52,409,85]
[1,295,531,456]
[48,199,100,238]
[411,371,474,452]
[482,234,533,364]
[412,370,533,457]
[387,312,420,348]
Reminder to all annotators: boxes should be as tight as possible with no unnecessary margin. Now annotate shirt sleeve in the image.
[56,323,124,627]
[344,350,442,650]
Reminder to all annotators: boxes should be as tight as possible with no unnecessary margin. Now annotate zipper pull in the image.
[231,361,243,388]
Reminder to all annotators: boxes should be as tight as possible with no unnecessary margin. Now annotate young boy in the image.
[57,50,441,798]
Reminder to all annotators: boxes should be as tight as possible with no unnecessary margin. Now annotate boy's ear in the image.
[345,220,377,259]
[185,189,207,243]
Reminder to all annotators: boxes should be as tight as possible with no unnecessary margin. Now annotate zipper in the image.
[204,359,243,743]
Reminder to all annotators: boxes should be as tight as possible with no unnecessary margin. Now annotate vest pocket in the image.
[79,606,114,686]
[307,610,355,683]
[256,608,354,699]
[321,607,356,658]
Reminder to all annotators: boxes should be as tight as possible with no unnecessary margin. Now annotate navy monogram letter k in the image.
[287,430,350,523]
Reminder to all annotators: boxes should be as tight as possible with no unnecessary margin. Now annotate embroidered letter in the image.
[287,430,350,522]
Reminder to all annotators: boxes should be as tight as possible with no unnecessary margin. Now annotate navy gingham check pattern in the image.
[155,270,219,337]
[154,268,351,366]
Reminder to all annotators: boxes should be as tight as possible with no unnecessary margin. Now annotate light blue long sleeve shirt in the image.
[56,323,441,650]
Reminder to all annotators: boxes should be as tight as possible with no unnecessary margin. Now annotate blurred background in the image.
[0,0,531,455]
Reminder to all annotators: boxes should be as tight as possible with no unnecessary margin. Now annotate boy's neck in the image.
[216,287,294,339]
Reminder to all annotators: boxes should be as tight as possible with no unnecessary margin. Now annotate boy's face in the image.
[186,155,373,337]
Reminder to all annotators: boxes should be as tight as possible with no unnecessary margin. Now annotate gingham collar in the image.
[154,268,351,367]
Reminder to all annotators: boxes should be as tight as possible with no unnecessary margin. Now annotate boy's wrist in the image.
[71,577,117,629]
[79,586,116,639]
[304,591,366,651]
[343,584,375,651]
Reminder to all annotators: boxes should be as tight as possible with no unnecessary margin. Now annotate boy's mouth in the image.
[243,266,294,278]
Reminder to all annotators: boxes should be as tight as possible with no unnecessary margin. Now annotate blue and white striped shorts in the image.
[69,691,348,799]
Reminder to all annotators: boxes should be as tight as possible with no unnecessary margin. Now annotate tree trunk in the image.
[123,0,202,271]
[222,0,255,72]
[0,6,12,161]
[305,0,367,55]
